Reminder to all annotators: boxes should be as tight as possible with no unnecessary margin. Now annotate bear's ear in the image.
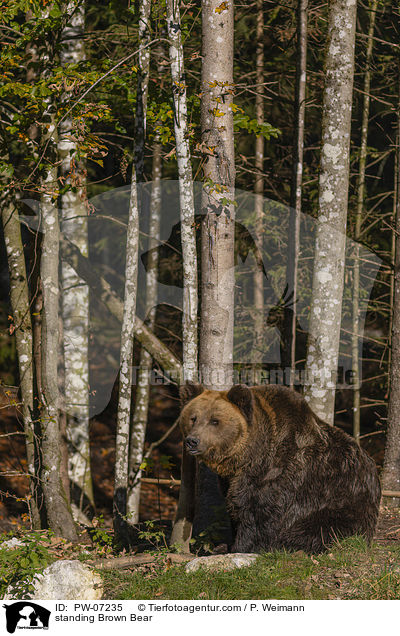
[227,384,253,425]
[179,382,204,407]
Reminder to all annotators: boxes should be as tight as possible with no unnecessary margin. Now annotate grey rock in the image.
[5,560,103,600]
[185,553,259,573]
[0,538,24,550]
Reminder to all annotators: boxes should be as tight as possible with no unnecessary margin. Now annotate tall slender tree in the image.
[284,0,308,387]
[113,1,151,544]
[382,63,400,506]
[303,0,357,424]
[167,0,198,383]
[2,203,40,528]
[351,0,378,443]
[127,139,162,523]
[59,1,93,520]
[113,176,139,546]
[40,152,77,541]
[125,0,153,526]
[253,0,265,366]
[166,0,199,549]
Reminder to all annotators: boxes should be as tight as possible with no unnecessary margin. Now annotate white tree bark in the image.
[118,0,152,530]
[40,152,77,541]
[2,203,40,528]
[113,170,140,544]
[59,1,93,519]
[166,0,199,549]
[134,0,151,183]
[200,0,235,391]
[127,140,162,523]
[303,0,357,424]
[167,0,198,382]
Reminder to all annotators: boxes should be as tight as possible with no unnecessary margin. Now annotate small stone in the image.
[185,553,258,574]
[0,538,24,550]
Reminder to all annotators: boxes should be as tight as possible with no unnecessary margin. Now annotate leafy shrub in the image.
[0,531,54,598]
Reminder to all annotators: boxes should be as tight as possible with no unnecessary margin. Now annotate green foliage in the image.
[232,109,281,140]
[90,515,113,552]
[0,531,54,598]
[137,520,168,551]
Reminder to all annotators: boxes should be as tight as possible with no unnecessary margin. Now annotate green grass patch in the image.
[100,538,400,600]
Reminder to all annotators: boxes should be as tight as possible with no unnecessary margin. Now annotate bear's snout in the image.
[185,436,200,454]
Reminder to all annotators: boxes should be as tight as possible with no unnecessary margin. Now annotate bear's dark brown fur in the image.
[180,383,381,554]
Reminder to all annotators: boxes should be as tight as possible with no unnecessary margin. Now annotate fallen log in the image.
[140,477,181,486]
[90,552,194,570]
[382,490,400,498]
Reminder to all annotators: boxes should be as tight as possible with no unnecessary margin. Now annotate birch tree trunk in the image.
[253,0,265,366]
[59,1,93,520]
[127,140,162,523]
[40,153,77,541]
[284,0,308,387]
[167,0,198,382]
[134,0,151,183]
[113,175,139,546]
[2,204,40,528]
[382,66,400,507]
[303,0,357,424]
[166,0,199,549]
[351,0,377,443]
[125,2,155,524]
[199,0,235,391]
[113,2,150,543]
[195,0,235,544]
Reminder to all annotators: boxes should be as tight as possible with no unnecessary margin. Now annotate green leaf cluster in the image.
[0,531,54,599]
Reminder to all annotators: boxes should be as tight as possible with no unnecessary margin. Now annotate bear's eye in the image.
[190,415,197,423]
[211,419,219,426]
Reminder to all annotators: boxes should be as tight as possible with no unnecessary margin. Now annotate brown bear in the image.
[179,383,381,554]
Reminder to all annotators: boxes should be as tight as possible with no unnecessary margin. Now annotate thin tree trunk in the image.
[167,0,198,382]
[303,0,357,424]
[134,0,151,184]
[40,151,77,541]
[351,0,377,443]
[126,13,158,525]
[127,140,162,523]
[284,0,308,388]
[113,174,140,546]
[382,65,400,507]
[2,204,40,529]
[59,1,93,519]
[113,2,150,543]
[253,0,265,366]
[166,0,199,550]
[199,0,235,391]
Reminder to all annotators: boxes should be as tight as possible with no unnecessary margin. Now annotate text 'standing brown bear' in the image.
[180,383,381,554]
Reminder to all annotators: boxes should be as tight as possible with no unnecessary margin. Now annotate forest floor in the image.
[1,387,399,600]
[0,508,399,600]
[99,509,400,600]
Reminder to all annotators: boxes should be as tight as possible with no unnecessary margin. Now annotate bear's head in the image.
[179,383,253,475]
